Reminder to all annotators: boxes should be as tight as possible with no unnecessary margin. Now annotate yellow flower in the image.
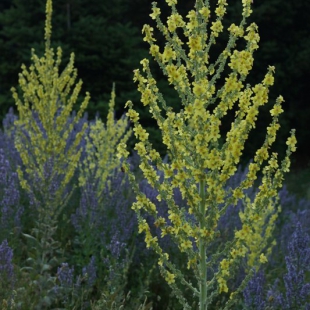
[270,104,284,117]
[180,240,192,251]
[165,271,176,284]
[220,259,230,272]
[133,124,149,141]
[218,277,229,293]
[150,44,160,57]
[259,253,268,263]
[263,73,274,86]
[215,6,226,17]
[229,50,254,76]
[286,135,297,152]
[228,23,244,37]
[188,36,203,53]
[150,7,161,20]
[166,0,177,6]
[142,25,155,43]
[199,7,210,19]
[167,13,185,32]
[162,45,176,62]
[158,253,169,266]
[211,20,223,37]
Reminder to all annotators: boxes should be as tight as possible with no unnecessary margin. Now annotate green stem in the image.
[199,179,207,310]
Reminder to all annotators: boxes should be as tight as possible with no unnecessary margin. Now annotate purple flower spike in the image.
[0,239,15,286]
[82,256,97,288]
[267,221,310,310]
[243,270,266,310]
[0,148,23,235]
[56,263,75,288]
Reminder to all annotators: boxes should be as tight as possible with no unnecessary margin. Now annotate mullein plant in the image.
[12,0,89,224]
[78,84,131,196]
[10,0,89,307]
[117,0,297,309]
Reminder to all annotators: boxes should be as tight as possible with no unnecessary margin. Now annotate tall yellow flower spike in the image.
[79,84,131,197]
[118,0,296,309]
[12,0,89,222]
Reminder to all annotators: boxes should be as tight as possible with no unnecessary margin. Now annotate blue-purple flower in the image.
[0,239,15,300]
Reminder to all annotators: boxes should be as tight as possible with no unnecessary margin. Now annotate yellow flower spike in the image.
[120,0,296,307]
[286,133,297,152]
[13,0,102,225]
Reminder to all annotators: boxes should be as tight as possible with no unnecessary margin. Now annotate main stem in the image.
[199,179,207,310]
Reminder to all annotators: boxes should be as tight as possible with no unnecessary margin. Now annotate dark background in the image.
[0,0,309,169]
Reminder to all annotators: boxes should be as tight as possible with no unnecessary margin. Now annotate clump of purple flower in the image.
[0,148,23,239]
[0,240,15,304]
[243,220,310,309]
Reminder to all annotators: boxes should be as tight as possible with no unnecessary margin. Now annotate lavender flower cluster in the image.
[0,239,15,284]
[243,220,310,309]
[0,239,15,305]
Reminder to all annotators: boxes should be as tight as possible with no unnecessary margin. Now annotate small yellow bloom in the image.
[270,104,284,117]
[218,277,229,293]
[165,271,175,284]
[199,7,210,19]
[166,0,177,6]
[286,135,297,152]
[150,7,161,20]
[259,253,268,263]
[167,13,185,32]
[211,20,223,37]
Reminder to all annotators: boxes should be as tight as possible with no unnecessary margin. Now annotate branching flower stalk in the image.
[12,0,89,223]
[79,83,132,200]
[118,0,297,309]
[10,0,90,305]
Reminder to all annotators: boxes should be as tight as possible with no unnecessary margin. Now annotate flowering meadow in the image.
[0,0,310,309]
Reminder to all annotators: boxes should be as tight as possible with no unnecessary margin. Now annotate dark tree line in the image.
[0,0,309,167]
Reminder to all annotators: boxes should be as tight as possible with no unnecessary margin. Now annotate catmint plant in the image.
[243,270,266,310]
[117,0,297,309]
[268,222,310,310]
[244,221,310,310]
[0,240,16,308]
[0,148,23,241]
